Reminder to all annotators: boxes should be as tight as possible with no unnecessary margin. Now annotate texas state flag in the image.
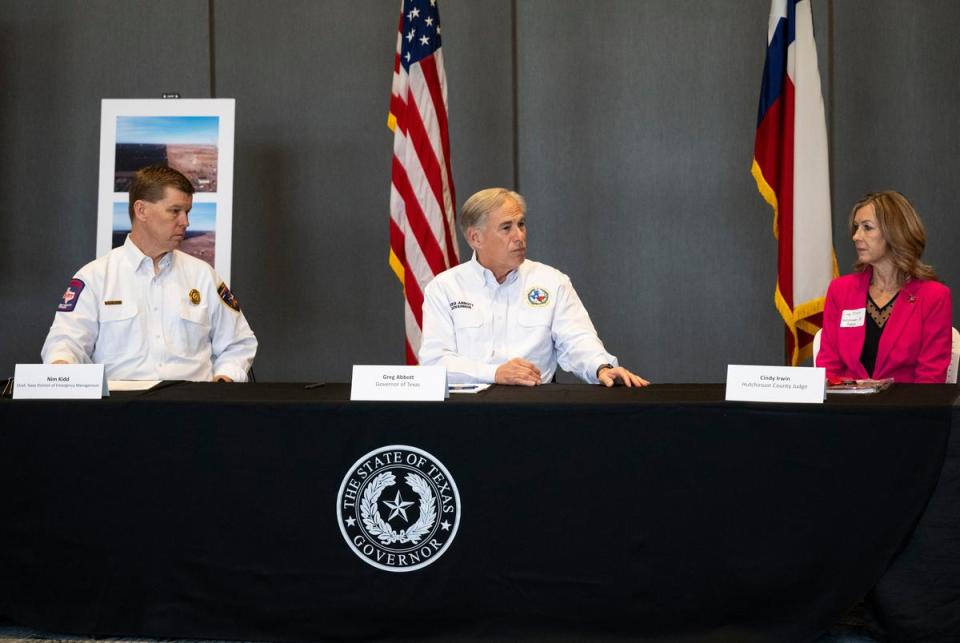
[752,0,837,365]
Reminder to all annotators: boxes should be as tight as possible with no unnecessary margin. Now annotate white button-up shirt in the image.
[419,255,617,384]
[41,236,257,382]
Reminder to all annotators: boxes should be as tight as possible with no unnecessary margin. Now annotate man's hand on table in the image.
[598,366,650,388]
[495,358,541,386]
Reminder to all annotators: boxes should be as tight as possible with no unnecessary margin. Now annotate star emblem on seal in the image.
[383,491,415,522]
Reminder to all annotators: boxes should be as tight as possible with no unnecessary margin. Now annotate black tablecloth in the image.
[1,383,957,642]
[870,390,960,642]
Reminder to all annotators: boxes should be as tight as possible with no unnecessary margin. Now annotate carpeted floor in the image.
[0,623,250,643]
[0,620,879,643]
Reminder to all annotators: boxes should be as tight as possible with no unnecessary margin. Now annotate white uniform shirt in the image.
[41,236,257,382]
[419,255,617,384]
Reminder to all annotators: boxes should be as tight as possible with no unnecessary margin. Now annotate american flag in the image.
[388,0,459,365]
[752,0,837,365]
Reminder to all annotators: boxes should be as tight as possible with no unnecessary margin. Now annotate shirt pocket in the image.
[515,308,555,368]
[517,307,553,328]
[177,302,212,355]
[451,308,486,359]
[95,303,140,359]
[452,308,483,330]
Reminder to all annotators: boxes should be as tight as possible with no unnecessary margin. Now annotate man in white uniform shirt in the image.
[41,165,257,382]
[419,188,648,387]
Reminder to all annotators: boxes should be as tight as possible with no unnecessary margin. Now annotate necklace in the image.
[870,281,899,294]
[870,271,902,294]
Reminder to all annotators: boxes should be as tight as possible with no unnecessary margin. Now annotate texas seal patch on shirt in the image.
[527,287,549,306]
[57,278,85,312]
[217,282,241,312]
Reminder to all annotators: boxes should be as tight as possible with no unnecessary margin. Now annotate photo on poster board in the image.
[114,116,220,192]
[97,99,235,283]
[112,201,217,268]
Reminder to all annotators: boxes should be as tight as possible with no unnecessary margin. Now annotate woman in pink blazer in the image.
[817,191,952,383]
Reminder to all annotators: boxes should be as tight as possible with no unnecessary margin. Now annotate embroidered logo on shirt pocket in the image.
[526,287,549,306]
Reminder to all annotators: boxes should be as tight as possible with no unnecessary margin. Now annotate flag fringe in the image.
[775,286,827,366]
[751,158,779,239]
[755,156,840,365]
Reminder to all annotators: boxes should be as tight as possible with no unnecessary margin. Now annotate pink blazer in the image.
[816,269,953,383]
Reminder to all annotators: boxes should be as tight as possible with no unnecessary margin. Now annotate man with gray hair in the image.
[419,187,647,387]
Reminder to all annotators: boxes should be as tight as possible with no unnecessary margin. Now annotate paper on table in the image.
[448,383,492,394]
[826,378,894,395]
[108,380,162,392]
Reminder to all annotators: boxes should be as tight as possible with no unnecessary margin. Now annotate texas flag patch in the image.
[58,278,85,312]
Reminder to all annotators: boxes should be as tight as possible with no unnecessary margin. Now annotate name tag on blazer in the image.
[841,308,866,328]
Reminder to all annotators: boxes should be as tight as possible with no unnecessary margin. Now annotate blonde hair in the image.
[849,190,937,281]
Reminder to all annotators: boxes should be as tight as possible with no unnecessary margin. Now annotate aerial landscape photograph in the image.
[112,200,217,268]
[114,115,219,192]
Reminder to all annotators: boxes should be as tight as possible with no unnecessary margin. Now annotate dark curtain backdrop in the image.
[1,0,958,382]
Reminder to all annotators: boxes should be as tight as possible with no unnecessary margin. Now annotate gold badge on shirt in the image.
[189,289,201,305]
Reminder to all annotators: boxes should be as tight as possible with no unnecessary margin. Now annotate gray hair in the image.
[459,188,526,234]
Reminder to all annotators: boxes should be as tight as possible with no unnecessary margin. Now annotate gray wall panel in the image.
[0,0,209,374]
[443,0,515,225]
[517,0,780,382]
[831,0,960,292]
[213,0,400,381]
[213,1,511,381]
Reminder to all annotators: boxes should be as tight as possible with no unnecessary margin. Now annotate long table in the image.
[1,383,958,642]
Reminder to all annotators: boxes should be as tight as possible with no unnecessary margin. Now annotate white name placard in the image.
[13,364,109,399]
[350,365,447,401]
[725,364,825,404]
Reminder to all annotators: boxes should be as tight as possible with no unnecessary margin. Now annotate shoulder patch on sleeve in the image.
[217,282,241,312]
[57,278,85,312]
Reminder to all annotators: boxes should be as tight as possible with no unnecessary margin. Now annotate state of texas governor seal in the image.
[337,445,461,572]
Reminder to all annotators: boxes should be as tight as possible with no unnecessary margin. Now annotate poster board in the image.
[97,99,236,283]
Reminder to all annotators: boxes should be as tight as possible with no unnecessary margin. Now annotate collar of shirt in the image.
[123,235,173,276]
[467,252,524,289]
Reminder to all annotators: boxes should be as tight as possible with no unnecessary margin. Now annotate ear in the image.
[132,199,149,222]
[465,226,482,251]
